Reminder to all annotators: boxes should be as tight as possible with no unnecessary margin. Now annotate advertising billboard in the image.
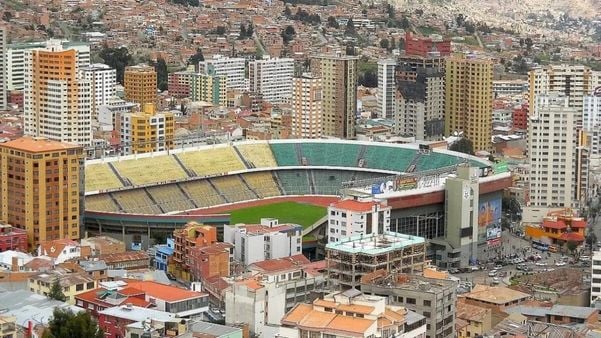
[371,177,418,195]
[478,198,502,241]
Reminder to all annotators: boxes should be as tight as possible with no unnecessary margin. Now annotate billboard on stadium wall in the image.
[478,198,502,241]
[371,176,418,194]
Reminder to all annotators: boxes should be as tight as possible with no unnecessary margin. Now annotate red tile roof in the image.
[559,232,585,242]
[124,280,206,302]
[249,254,310,273]
[330,200,380,213]
[75,287,152,308]
[571,219,587,228]
[0,137,81,153]
[39,239,79,258]
[542,219,567,230]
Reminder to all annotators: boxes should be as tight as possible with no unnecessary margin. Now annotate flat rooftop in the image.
[325,231,425,255]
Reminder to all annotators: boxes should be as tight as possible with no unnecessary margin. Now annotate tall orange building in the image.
[0,137,84,248]
[124,65,157,106]
[172,222,218,280]
[24,41,92,146]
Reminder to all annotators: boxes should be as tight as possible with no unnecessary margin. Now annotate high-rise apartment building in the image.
[376,59,396,119]
[167,68,196,98]
[190,72,227,106]
[291,73,322,138]
[7,40,90,91]
[529,65,601,113]
[583,94,601,157]
[311,53,358,139]
[24,41,93,146]
[397,68,445,140]
[198,55,247,91]
[124,65,157,106]
[0,137,84,248]
[118,103,174,155]
[527,94,581,216]
[592,249,601,304]
[80,64,116,116]
[445,55,493,152]
[249,57,294,104]
[0,26,6,111]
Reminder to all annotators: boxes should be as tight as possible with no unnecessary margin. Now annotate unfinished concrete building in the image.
[325,231,426,290]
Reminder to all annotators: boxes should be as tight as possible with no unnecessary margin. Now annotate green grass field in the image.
[229,202,327,228]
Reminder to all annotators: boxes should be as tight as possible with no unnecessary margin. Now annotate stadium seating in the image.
[85,195,121,212]
[85,164,124,192]
[270,143,300,166]
[236,144,277,168]
[146,185,195,213]
[415,152,463,171]
[312,170,355,195]
[111,189,162,214]
[211,176,257,203]
[112,156,187,186]
[242,172,281,198]
[300,143,360,167]
[178,147,245,177]
[362,146,416,172]
[180,180,226,207]
[277,170,311,195]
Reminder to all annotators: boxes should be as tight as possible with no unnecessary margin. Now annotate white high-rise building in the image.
[291,73,322,138]
[377,59,396,119]
[81,64,116,117]
[0,26,7,110]
[7,40,90,91]
[583,94,601,158]
[249,57,294,104]
[529,64,601,113]
[526,94,582,221]
[592,250,601,304]
[198,55,247,91]
[326,199,391,242]
[24,41,93,146]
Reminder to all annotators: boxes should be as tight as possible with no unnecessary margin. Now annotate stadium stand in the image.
[112,156,188,186]
[111,189,162,214]
[178,147,246,176]
[311,170,355,195]
[146,185,195,213]
[85,194,121,212]
[180,180,226,207]
[415,152,464,171]
[276,170,311,195]
[300,143,360,167]
[362,146,416,171]
[243,172,281,198]
[270,143,300,166]
[236,144,278,168]
[85,164,124,192]
[211,176,257,203]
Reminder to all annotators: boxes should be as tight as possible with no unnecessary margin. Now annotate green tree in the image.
[281,25,296,44]
[358,69,377,87]
[449,138,475,155]
[345,19,356,36]
[42,308,103,338]
[566,240,578,255]
[99,46,133,84]
[246,24,254,37]
[154,57,168,92]
[327,16,339,28]
[525,37,533,50]
[239,24,247,39]
[188,48,204,66]
[379,38,389,49]
[47,278,66,302]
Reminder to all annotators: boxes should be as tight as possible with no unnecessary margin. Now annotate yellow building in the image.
[0,137,84,248]
[28,272,97,305]
[190,73,227,106]
[445,56,493,152]
[124,65,157,106]
[0,315,16,338]
[311,53,358,139]
[291,73,322,138]
[119,103,174,154]
[456,301,492,338]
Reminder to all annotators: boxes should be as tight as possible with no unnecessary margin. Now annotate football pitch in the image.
[229,201,327,228]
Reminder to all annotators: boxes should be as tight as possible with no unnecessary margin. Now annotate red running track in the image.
[179,196,339,215]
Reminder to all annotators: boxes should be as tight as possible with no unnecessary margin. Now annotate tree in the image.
[239,24,247,39]
[449,138,474,155]
[586,232,598,250]
[42,308,103,338]
[246,24,254,37]
[99,46,133,84]
[464,21,475,34]
[379,38,389,49]
[519,38,524,48]
[48,278,66,302]
[327,16,339,28]
[456,14,465,27]
[154,57,168,92]
[566,240,578,255]
[212,26,226,35]
[345,19,356,36]
[390,37,396,50]
[358,69,377,87]
[525,37,533,50]
[188,48,204,66]
[2,11,13,22]
[281,25,296,44]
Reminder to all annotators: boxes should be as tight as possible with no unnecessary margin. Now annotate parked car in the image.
[449,268,460,274]
[488,270,497,277]
[555,261,566,266]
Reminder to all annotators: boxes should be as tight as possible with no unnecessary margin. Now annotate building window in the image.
[406,298,416,305]
[423,300,431,306]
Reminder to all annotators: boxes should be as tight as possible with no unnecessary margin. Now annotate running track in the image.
[179,196,339,215]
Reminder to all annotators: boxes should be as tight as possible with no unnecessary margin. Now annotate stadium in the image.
[84,139,512,253]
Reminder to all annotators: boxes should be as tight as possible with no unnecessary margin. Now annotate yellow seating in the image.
[111,190,162,214]
[85,195,121,212]
[112,156,187,186]
[178,147,245,177]
[236,144,277,168]
[180,180,226,207]
[211,176,255,202]
[146,185,195,212]
[243,172,281,198]
[85,164,123,192]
